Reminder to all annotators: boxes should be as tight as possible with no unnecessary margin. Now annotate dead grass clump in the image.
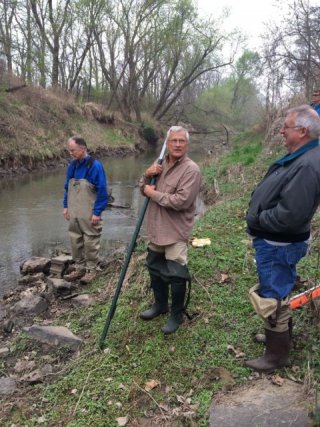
[250,123,266,135]
[201,181,218,205]
[82,102,115,124]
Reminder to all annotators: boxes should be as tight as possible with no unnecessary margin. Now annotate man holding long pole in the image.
[139,126,201,334]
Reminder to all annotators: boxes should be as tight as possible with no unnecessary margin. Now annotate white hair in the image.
[286,105,320,139]
[166,126,189,142]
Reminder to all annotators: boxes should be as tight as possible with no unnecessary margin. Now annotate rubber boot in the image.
[80,269,97,285]
[254,317,293,346]
[64,265,86,282]
[161,280,186,334]
[140,276,168,320]
[245,329,290,372]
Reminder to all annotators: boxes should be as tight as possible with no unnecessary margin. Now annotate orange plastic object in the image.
[289,285,320,310]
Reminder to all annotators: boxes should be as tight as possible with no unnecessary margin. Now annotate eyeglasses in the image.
[282,124,303,130]
[168,138,187,145]
[69,148,84,152]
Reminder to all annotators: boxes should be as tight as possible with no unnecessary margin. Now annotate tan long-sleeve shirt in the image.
[139,154,201,245]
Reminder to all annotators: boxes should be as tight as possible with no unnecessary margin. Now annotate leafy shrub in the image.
[141,125,158,144]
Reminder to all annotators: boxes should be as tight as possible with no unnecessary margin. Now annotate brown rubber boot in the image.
[245,329,290,372]
[64,266,86,282]
[80,269,97,285]
[254,317,293,346]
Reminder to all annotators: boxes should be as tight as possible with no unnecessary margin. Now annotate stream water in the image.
[0,141,212,297]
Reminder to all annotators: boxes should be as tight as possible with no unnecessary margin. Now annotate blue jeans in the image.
[253,238,308,299]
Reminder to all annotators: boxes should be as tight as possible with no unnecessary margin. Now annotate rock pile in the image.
[0,253,98,396]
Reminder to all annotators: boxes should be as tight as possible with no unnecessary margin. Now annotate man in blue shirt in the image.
[63,136,108,283]
[311,89,320,116]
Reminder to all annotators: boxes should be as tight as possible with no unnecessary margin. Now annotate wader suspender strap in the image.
[70,157,95,179]
[268,299,281,328]
[184,278,193,320]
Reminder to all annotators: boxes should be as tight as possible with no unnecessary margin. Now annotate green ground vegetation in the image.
[3,132,320,426]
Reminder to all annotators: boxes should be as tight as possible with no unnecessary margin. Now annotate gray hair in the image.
[166,126,189,142]
[286,105,320,139]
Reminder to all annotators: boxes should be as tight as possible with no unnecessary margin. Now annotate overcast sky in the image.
[196,0,283,48]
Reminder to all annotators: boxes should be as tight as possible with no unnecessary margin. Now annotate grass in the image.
[100,128,136,146]
[2,131,320,426]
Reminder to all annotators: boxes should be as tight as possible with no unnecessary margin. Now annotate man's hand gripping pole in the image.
[98,138,167,349]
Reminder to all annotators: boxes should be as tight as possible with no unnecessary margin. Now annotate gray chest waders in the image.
[68,156,96,219]
[68,178,96,219]
[67,178,102,269]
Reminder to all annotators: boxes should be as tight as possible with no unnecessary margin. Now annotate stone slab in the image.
[0,377,17,395]
[210,377,313,427]
[24,325,83,351]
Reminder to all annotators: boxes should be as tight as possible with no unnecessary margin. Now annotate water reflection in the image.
[0,143,207,296]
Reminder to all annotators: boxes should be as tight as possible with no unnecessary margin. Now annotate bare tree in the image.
[93,0,233,122]
[0,0,17,73]
[0,0,240,125]
[63,0,103,92]
[30,0,71,87]
[262,0,320,101]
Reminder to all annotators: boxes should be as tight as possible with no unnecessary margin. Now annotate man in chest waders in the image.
[139,126,201,334]
[63,136,108,284]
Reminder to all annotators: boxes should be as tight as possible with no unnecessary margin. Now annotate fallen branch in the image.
[108,203,130,209]
[5,84,27,93]
[193,272,215,308]
[73,365,100,415]
[133,380,168,420]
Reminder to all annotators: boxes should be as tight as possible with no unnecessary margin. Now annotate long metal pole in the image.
[99,139,167,348]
